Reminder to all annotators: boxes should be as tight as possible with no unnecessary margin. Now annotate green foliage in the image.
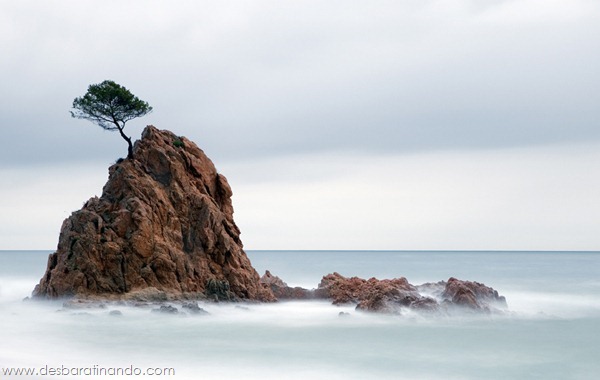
[71,80,152,131]
[71,80,152,159]
[173,137,185,148]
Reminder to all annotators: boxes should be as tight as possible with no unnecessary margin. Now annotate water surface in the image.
[1,250,598,379]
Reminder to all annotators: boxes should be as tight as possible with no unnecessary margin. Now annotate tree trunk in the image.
[125,138,133,160]
[117,126,134,159]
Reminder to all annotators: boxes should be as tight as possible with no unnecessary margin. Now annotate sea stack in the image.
[33,126,273,301]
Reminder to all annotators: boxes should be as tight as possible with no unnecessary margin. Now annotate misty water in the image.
[1,250,599,379]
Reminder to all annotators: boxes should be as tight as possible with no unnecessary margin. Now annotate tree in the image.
[71,80,152,159]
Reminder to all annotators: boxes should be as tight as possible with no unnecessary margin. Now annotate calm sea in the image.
[1,250,599,379]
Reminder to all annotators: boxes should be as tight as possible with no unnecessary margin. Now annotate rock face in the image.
[33,126,274,301]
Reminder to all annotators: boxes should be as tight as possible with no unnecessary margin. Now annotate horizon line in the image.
[2,249,599,253]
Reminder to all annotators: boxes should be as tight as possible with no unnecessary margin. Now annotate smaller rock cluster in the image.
[260,271,507,314]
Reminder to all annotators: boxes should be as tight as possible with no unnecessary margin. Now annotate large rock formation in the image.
[33,126,273,301]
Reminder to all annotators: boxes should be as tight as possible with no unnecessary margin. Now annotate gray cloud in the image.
[1,0,599,168]
[2,0,599,250]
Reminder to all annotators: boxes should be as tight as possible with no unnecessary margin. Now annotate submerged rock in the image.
[62,299,107,309]
[152,305,179,314]
[182,302,209,315]
[33,126,274,302]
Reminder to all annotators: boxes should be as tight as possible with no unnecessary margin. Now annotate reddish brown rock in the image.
[33,126,274,302]
[259,271,313,300]
[441,277,507,310]
[260,270,288,288]
[313,273,506,314]
[316,272,435,313]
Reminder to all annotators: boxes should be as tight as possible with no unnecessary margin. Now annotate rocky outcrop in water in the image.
[265,271,507,314]
[441,277,507,310]
[315,272,438,313]
[33,126,274,302]
[260,270,313,300]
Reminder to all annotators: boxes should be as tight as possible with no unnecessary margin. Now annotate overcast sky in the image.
[1,0,599,250]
